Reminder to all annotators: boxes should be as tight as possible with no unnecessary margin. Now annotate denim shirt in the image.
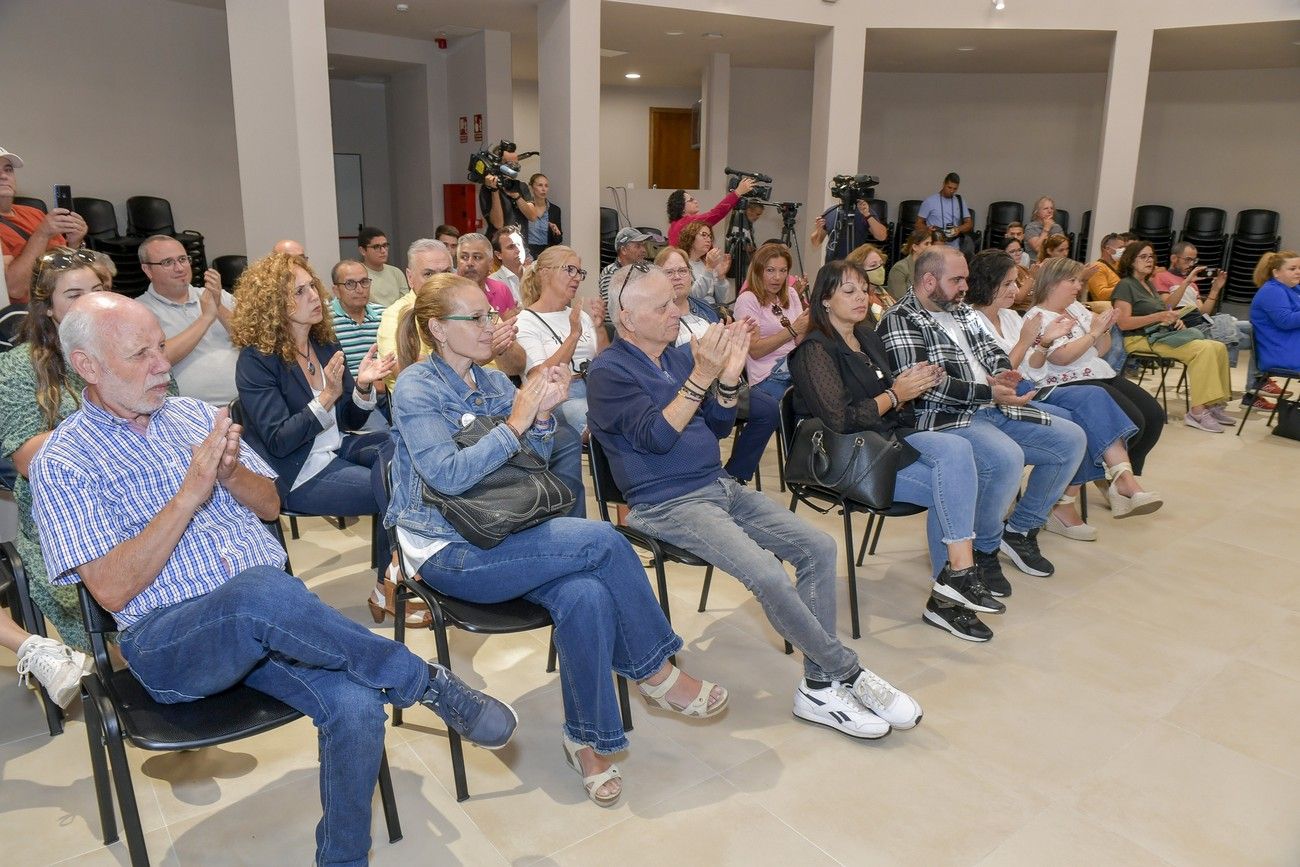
[386,353,555,544]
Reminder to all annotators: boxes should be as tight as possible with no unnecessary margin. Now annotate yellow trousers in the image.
[1124,334,1231,407]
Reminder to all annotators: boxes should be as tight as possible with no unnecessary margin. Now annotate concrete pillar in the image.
[701,53,731,185]
[226,0,337,261]
[1093,27,1154,256]
[483,30,515,147]
[806,24,866,227]
[537,0,600,286]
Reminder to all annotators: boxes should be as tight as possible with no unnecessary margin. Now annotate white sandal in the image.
[637,666,728,718]
[562,736,621,807]
[1103,462,1163,519]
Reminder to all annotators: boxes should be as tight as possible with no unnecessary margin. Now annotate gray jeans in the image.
[629,477,860,683]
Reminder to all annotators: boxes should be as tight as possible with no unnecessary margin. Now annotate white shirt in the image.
[1023,301,1117,385]
[137,284,240,405]
[490,266,523,305]
[292,385,379,491]
[931,311,989,385]
[515,307,598,375]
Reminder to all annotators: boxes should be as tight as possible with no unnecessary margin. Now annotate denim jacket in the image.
[385,354,555,544]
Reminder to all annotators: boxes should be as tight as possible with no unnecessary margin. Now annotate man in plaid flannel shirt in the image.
[878,247,1085,586]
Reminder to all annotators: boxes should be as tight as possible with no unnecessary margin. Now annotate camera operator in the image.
[477,141,541,236]
[665,174,758,246]
[916,172,974,257]
[810,196,887,263]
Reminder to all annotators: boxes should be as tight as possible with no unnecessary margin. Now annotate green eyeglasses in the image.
[441,311,500,329]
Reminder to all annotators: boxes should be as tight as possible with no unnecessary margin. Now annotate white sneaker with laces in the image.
[849,668,923,729]
[16,635,86,709]
[792,681,891,739]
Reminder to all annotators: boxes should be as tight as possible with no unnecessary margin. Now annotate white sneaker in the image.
[16,635,87,709]
[848,668,923,730]
[792,680,891,739]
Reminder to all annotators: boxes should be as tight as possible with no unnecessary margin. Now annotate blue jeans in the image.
[285,431,393,563]
[419,518,679,754]
[1033,386,1137,486]
[945,408,1086,550]
[118,567,429,867]
[893,431,978,579]
[549,416,587,519]
[725,385,779,482]
[752,359,792,403]
[554,378,589,436]
[630,477,860,683]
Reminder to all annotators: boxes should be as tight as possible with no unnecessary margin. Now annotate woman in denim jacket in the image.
[385,274,728,807]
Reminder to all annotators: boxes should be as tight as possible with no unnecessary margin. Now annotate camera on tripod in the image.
[725,166,773,203]
[830,173,879,207]
[468,139,524,194]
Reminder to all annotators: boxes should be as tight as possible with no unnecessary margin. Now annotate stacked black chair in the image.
[599,207,620,269]
[1224,209,1281,304]
[891,199,923,264]
[1179,207,1229,302]
[72,197,149,296]
[1050,208,1078,262]
[1130,205,1175,268]
[74,583,401,865]
[126,195,208,277]
[0,541,65,736]
[213,254,249,292]
[982,201,1024,251]
[14,195,46,212]
[1077,210,1092,262]
[777,390,925,640]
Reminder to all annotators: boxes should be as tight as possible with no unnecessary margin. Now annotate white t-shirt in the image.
[515,307,598,375]
[972,307,1048,383]
[1023,301,1116,385]
[137,284,240,405]
[930,311,989,385]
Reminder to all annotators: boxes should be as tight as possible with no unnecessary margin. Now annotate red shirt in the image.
[0,204,64,259]
[667,192,740,246]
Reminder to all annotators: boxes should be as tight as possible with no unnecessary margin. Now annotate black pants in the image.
[1058,375,1164,475]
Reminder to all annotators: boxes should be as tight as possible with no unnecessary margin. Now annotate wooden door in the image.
[649,107,700,190]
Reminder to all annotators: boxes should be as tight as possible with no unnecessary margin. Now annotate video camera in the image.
[830,173,879,207]
[467,139,531,195]
[725,166,773,203]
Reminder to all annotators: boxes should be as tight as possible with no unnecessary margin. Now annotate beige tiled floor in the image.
[3,369,1299,866]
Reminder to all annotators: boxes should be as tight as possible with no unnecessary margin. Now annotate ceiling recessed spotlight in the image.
[665,30,685,37]
[703,32,724,39]
[993,0,1006,9]
[396,3,409,11]
[957,46,976,52]
[625,72,641,79]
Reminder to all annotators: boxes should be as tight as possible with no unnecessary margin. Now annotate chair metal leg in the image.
[775,429,786,493]
[697,565,713,612]
[783,639,793,655]
[432,620,470,802]
[81,689,119,845]
[102,710,149,866]
[855,514,877,566]
[788,492,799,513]
[288,516,300,540]
[546,629,557,673]
[867,514,888,557]
[841,506,861,640]
[377,749,403,843]
[1080,485,1089,524]
[268,519,292,574]
[616,675,634,732]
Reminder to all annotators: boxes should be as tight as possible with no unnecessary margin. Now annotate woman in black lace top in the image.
[789,261,1005,642]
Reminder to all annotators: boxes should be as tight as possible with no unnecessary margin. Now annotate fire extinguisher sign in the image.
[473,114,484,142]
[458,116,469,144]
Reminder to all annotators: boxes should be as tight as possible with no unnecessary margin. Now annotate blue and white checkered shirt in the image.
[29,394,286,630]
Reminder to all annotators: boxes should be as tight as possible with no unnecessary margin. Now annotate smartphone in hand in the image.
[54,184,73,212]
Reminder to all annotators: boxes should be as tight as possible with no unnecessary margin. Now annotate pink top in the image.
[483,277,516,315]
[667,192,740,246]
[733,285,803,384]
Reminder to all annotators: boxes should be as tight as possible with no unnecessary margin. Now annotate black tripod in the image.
[823,199,860,267]
[776,202,806,278]
[724,199,758,283]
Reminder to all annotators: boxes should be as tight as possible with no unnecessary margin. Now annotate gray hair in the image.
[607,264,659,332]
[1170,240,1197,259]
[58,296,111,363]
[406,238,450,262]
[330,258,365,284]
[137,233,178,265]
[913,247,954,288]
[456,232,490,254]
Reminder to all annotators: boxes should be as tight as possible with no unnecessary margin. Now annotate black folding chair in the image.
[75,583,401,866]
[1127,352,1189,419]
[0,541,65,735]
[1238,368,1300,436]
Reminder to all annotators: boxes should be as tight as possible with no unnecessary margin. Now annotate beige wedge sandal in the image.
[637,666,729,718]
[562,736,621,807]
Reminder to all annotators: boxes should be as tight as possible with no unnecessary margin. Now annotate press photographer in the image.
[810,173,887,263]
[665,168,758,246]
[468,139,542,235]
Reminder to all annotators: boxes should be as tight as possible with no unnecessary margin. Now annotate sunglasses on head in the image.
[37,247,98,279]
[614,261,653,313]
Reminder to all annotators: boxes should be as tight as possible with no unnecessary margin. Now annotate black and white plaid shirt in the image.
[877,291,1051,431]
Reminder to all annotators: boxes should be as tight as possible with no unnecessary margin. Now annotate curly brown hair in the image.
[676,221,715,260]
[229,253,336,362]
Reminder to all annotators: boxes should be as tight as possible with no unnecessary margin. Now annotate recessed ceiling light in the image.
[396,3,409,11]
[665,30,685,37]
[625,72,641,79]
[703,32,724,39]
[957,46,976,52]
[993,0,1006,10]
[600,48,628,58]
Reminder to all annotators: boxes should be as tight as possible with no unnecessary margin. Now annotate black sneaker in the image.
[999,527,1054,577]
[923,596,993,642]
[420,663,518,750]
[932,563,1005,614]
[975,549,1012,598]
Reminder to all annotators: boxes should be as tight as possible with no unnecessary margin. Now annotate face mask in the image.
[865,265,886,286]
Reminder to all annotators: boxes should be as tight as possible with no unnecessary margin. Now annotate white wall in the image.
[0,0,245,257]
[1137,67,1299,250]
[329,79,395,255]
[858,72,1108,240]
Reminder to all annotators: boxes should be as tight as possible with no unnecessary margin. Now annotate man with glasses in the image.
[357,226,408,307]
[135,234,239,405]
[329,260,385,377]
[0,146,88,303]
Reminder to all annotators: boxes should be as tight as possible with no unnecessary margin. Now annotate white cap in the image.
[0,147,24,169]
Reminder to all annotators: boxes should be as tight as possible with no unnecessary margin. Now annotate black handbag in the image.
[783,418,904,510]
[1272,398,1300,442]
[420,415,575,549]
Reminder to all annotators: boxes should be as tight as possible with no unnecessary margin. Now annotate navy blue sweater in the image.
[586,337,736,508]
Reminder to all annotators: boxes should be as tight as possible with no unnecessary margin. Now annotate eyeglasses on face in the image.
[662,266,691,279]
[142,254,192,269]
[555,263,588,281]
[334,277,373,291]
[365,242,390,251]
[440,311,500,329]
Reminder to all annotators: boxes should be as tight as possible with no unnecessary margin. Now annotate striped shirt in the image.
[29,395,285,630]
[330,297,384,375]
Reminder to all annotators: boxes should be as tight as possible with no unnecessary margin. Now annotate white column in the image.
[537,0,600,286]
[1093,27,1154,256]
[226,0,337,261]
[701,53,730,184]
[806,24,865,226]
[483,30,515,146]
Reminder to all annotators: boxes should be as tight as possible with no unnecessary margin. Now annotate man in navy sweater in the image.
[587,264,923,741]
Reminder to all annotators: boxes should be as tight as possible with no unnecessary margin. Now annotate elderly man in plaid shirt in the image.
[878,247,1085,590]
[28,293,516,867]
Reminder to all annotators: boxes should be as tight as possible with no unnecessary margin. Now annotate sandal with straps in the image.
[637,666,729,718]
[1102,462,1163,519]
[562,736,621,807]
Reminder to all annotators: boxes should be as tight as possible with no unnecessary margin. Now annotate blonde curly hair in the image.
[229,253,336,362]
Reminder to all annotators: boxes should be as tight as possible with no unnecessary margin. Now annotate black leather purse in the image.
[783,418,904,511]
[420,415,575,549]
